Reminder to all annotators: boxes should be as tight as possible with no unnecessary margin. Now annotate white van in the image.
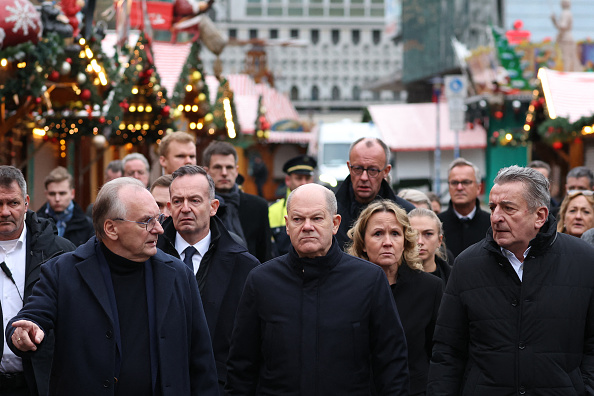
[308,120,381,188]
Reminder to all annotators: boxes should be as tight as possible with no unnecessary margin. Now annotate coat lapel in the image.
[202,251,234,336]
[76,256,113,323]
[152,254,177,329]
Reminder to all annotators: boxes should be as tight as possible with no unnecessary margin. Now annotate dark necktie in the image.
[183,246,197,271]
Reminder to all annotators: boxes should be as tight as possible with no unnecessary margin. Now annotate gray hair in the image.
[0,166,27,200]
[93,177,146,240]
[528,160,551,176]
[566,166,594,188]
[122,153,150,172]
[287,184,337,216]
[171,165,216,200]
[398,189,431,209]
[448,157,481,184]
[106,159,123,174]
[581,228,594,247]
[349,137,391,168]
[493,165,550,211]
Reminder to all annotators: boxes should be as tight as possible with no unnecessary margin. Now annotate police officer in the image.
[268,155,317,257]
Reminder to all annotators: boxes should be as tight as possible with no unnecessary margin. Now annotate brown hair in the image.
[158,131,196,157]
[44,166,73,189]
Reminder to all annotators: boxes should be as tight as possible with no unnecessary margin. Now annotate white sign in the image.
[445,75,467,131]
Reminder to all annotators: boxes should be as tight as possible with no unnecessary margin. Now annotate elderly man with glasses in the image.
[6,177,218,395]
[438,157,491,259]
[335,137,415,249]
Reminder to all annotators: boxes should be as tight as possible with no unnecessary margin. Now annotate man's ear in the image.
[535,206,549,229]
[103,220,119,241]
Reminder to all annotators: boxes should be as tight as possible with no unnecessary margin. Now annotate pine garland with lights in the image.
[171,41,213,136]
[211,77,240,139]
[107,33,173,145]
[41,36,114,140]
[0,33,63,112]
[538,115,594,145]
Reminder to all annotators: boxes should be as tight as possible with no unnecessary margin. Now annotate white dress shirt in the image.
[175,231,211,275]
[500,246,531,281]
[0,227,27,373]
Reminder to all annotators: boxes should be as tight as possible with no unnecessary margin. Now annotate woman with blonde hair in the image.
[557,190,594,238]
[408,208,451,285]
[347,199,442,396]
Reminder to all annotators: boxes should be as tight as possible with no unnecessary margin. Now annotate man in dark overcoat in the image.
[226,183,409,395]
[428,166,594,395]
[7,177,218,395]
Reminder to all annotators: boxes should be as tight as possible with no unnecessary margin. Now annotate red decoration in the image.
[48,70,60,81]
[120,101,129,111]
[80,89,91,101]
[99,116,106,124]
[552,141,563,150]
[575,137,583,145]
[66,58,72,63]
[145,69,153,77]
[161,105,170,117]
[0,0,42,47]
[494,110,504,119]
[35,97,41,104]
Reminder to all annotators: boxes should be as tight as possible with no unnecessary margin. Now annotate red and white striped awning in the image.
[267,131,312,144]
[538,68,594,122]
[367,102,486,151]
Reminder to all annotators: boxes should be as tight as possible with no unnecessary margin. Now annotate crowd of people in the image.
[1,131,594,395]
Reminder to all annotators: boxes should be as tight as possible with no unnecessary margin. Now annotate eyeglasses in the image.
[448,180,474,187]
[350,165,384,178]
[568,190,594,196]
[112,213,166,231]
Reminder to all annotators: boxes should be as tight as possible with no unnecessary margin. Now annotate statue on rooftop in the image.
[551,0,582,71]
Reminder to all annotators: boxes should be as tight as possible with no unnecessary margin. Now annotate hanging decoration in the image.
[171,40,212,136]
[211,76,239,139]
[491,26,531,91]
[106,32,173,145]
[254,95,270,142]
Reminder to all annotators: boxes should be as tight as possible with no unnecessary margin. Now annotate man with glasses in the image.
[7,177,219,395]
[335,137,415,249]
[438,157,490,258]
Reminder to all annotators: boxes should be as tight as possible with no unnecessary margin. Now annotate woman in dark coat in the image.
[347,200,443,396]
[408,208,452,285]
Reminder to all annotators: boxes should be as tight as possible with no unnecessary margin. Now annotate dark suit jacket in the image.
[0,211,75,395]
[438,199,491,258]
[7,237,219,396]
[217,190,271,262]
[157,215,260,392]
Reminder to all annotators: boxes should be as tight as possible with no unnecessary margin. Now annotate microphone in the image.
[0,261,23,302]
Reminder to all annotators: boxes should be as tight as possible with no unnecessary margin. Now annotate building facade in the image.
[201,0,402,109]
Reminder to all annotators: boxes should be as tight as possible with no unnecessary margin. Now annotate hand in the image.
[11,320,44,352]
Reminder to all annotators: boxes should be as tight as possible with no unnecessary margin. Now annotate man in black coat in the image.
[438,158,490,258]
[203,141,271,262]
[226,183,409,395]
[7,177,218,395]
[335,137,415,250]
[156,165,259,393]
[428,166,594,395]
[0,166,75,396]
[36,166,94,246]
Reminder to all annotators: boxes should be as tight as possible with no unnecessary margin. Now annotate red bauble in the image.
[120,101,129,111]
[0,0,42,48]
[80,89,91,101]
[494,110,504,119]
[66,58,72,64]
[161,105,170,117]
[145,69,153,77]
[48,70,60,81]
[552,141,563,150]
[99,116,106,124]
[34,97,41,104]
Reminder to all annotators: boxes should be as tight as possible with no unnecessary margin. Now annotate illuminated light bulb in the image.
[85,48,93,58]
[186,85,192,92]
[145,105,152,112]
[192,105,198,112]
[190,122,196,129]
[98,72,107,86]
[185,105,191,112]
[137,105,144,112]
[135,123,141,130]
[127,124,133,130]
[0,59,7,67]
[143,123,149,130]
[197,122,203,129]
[129,105,136,112]
[132,87,139,94]
[177,105,184,111]
[505,133,513,141]
[119,123,125,129]
[523,124,530,131]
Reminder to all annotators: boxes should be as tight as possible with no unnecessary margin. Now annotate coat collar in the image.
[75,237,179,329]
[287,237,343,281]
[484,214,558,257]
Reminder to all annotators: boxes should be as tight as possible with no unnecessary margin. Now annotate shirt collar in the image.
[454,205,477,220]
[175,230,211,259]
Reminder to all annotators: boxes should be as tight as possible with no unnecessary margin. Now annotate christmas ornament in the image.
[0,0,42,48]
[60,61,71,75]
[77,72,87,84]
[80,89,91,100]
